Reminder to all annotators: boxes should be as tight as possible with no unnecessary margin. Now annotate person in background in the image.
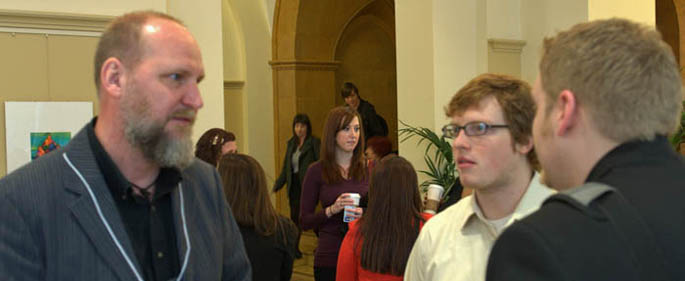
[219,153,298,281]
[300,106,369,281]
[364,136,392,172]
[341,82,387,140]
[336,155,432,281]
[273,113,321,258]
[195,128,236,167]
[222,131,238,154]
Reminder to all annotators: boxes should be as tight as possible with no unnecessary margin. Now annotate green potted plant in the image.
[671,101,685,153]
[398,121,457,204]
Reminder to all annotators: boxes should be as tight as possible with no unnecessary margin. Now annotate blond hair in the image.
[540,18,683,142]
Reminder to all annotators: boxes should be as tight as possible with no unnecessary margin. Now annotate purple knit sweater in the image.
[299,162,369,268]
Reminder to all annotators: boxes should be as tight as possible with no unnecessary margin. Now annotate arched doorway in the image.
[271,0,397,276]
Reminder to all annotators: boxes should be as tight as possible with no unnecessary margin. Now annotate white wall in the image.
[0,0,166,16]
[487,0,522,40]
[0,0,226,146]
[263,0,276,34]
[520,0,588,84]
[222,1,246,81]
[168,0,225,145]
[396,0,436,181]
[589,0,655,25]
[433,0,487,127]
[226,0,276,181]
[396,0,488,182]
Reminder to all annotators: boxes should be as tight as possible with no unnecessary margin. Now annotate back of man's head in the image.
[446,73,538,168]
[540,18,683,142]
[93,11,184,93]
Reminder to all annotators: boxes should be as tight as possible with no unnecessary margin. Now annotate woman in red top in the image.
[336,155,432,281]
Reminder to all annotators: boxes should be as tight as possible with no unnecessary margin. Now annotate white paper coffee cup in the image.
[426,184,445,201]
[424,184,445,213]
[343,193,361,222]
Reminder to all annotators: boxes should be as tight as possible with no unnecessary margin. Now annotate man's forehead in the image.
[451,96,504,123]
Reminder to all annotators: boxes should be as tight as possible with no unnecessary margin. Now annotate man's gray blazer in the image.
[0,126,252,281]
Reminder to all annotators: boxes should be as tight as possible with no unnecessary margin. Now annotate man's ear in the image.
[515,136,534,155]
[100,58,125,98]
[556,90,578,136]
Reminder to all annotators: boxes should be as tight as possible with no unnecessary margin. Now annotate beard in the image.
[120,87,196,169]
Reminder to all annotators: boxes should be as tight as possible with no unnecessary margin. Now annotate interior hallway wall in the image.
[223,0,276,182]
[589,0,655,24]
[396,0,487,185]
[0,1,225,176]
[520,0,589,84]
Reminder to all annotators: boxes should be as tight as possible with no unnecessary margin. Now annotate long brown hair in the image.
[357,156,424,275]
[320,106,367,184]
[218,154,294,244]
[195,128,235,167]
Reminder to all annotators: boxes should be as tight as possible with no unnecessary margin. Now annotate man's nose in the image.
[452,129,469,150]
[182,82,203,110]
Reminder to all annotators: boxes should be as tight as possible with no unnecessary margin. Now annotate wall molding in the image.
[0,9,113,32]
[488,38,526,53]
[223,80,245,90]
[269,60,341,71]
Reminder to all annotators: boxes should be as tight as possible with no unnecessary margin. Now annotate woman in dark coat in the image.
[273,114,321,257]
[219,154,298,281]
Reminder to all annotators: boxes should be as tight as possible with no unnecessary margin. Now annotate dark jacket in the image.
[356,99,386,140]
[239,216,298,281]
[273,135,321,200]
[487,137,685,281]
[437,179,464,213]
[0,125,251,281]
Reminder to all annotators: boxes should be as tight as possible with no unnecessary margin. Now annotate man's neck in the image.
[550,122,620,190]
[473,166,534,220]
[94,118,160,194]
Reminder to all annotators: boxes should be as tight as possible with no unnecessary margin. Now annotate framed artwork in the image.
[5,101,92,173]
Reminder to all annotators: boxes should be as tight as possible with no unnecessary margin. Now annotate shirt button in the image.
[157,251,164,258]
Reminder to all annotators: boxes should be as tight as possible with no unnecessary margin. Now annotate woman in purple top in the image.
[300,106,369,281]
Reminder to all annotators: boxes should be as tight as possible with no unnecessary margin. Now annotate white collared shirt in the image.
[404,172,555,281]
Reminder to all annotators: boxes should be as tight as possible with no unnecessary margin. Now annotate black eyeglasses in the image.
[442,122,509,138]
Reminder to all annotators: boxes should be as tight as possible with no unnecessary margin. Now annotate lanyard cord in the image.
[63,152,191,281]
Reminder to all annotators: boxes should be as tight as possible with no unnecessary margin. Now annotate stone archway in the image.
[271,0,397,214]
[657,0,685,83]
[271,0,397,276]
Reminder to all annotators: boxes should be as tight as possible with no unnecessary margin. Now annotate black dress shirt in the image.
[86,118,181,281]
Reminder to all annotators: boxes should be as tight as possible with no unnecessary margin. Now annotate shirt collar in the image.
[586,136,670,183]
[459,172,555,231]
[86,117,182,200]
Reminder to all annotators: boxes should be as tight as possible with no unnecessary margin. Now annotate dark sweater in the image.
[300,162,369,267]
[239,216,298,281]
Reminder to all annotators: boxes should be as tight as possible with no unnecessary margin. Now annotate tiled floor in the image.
[290,231,317,281]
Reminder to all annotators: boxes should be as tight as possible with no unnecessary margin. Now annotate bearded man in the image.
[0,11,250,281]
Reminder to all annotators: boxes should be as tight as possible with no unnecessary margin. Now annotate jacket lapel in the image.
[171,181,190,272]
[62,130,142,281]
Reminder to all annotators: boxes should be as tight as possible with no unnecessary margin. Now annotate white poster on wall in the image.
[5,101,93,174]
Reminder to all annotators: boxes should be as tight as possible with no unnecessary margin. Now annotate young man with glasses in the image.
[487,19,685,281]
[404,73,554,281]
